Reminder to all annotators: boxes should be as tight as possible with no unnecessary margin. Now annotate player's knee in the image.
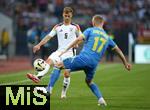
[54,62,64,69]
[45,58,53,65]
[64,70,70,78]
[85,79,92,86]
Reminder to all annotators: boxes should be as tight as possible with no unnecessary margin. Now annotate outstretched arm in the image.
[113,46,132,71]
[38,35,52,47]
[33,35,52,53]
[59,35,84,56]
[33,25,57,53]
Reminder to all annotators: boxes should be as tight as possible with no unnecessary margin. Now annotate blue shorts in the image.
[63,55,97,80]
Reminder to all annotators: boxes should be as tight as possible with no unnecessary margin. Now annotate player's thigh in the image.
[63,56,85,71]
[48,51,61,65]
[61,51,74,60]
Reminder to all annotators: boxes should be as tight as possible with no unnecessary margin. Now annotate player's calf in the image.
[61,70,70,99]
[85,79,106,106]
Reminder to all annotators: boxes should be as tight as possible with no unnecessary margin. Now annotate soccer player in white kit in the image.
[27,7,82,98]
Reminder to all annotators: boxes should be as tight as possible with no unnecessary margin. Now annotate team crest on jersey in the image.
[59,29,63,32]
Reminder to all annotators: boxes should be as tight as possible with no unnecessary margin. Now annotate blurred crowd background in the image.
[0,0,150,63]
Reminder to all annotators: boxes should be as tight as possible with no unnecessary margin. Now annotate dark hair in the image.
[63,7,73,13]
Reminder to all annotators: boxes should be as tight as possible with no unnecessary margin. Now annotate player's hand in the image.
[73,44,79,48]
[124,63,132,71]
[33,45,40,53]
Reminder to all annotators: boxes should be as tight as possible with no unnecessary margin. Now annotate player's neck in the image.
[63,20,71,25]
[94,24,103,29]
[94,26,103,29]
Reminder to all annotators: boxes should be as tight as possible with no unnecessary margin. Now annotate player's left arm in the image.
[74,24,83,48]
[112,46,132,71]
[108,38,132,71]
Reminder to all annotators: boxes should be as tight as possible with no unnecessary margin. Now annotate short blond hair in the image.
[63,7,73,13]
[92,15,105,25]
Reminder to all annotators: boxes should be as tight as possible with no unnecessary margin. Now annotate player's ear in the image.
[92,21,95,26]
[70,12,73,17]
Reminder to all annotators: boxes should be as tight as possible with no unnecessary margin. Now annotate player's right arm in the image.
[59,34,85,56]
[33,25,57,53]
[59,28,90,56]
[33,35,53,53]
[74,24,83,46]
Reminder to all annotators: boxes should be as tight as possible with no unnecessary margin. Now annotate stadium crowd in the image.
[0,0,149,56]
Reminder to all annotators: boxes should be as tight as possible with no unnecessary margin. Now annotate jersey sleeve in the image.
[75,24,82,37]
[47,25,57,37]
[83,28,90,41]
[108,38,117,50]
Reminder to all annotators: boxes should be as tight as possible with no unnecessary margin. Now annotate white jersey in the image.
[48,23,82,52]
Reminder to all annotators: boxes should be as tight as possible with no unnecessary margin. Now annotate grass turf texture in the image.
[0,63,150,110]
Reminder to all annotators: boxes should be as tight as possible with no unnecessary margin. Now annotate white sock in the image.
[37,63,50,78]
[49,87,53,94]
[62,77,70,93]
[98,97,107,106]
[46,86,53,94]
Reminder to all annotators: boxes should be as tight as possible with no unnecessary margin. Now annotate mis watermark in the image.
[0,85,50,110]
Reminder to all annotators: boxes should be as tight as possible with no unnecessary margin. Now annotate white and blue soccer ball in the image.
[33,58,46,71]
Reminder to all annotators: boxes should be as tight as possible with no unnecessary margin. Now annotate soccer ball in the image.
[33,59,46,71]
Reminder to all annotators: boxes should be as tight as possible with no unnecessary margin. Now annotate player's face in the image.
[63,11,73,21]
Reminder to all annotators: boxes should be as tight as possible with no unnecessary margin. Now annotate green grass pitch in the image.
[0,63,150,110]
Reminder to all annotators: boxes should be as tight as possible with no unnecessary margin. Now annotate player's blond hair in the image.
[63,7,73,13]
[92,15,105,25]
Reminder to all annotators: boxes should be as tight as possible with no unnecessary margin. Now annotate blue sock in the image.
[89,83,102,99]
[47,67,61,92]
